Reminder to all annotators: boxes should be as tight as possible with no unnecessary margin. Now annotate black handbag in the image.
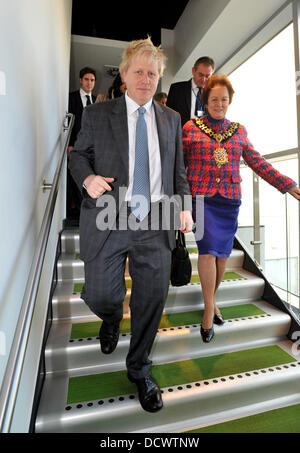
[170,230,192,286]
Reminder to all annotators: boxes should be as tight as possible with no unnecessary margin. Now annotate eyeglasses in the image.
[196,72,211,80]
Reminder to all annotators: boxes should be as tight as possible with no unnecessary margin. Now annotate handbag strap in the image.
[177,230,186,248]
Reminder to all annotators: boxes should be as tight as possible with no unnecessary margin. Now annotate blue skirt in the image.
[192,193,241,258]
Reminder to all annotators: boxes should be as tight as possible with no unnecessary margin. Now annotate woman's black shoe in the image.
[200,325,214,343]
[213,312,224,325]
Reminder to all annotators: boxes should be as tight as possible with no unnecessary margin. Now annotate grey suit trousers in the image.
[81,203,171,379]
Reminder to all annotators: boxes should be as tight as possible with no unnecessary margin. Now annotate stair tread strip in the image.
[72,271,245,293]
[70,303,266,339]
[186,403,300,433]
[69,247,243,257]
[67,344,296,405]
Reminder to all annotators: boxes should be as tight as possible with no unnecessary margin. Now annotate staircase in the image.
[35,229,300,433]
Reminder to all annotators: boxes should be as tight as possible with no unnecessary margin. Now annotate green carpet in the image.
[73,271,244,294]
[187,404,300,433]
[187,247,199,253]
[67,345,296,404]
[190,271,243,284]
[70,303,266,339]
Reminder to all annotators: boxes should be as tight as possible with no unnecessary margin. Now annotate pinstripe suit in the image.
[69,95,191,378]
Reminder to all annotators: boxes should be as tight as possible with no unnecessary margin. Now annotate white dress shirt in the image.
[125,92,164,202]
[190,79,198,120]
[80,88,93,107]
[190,79,204,119]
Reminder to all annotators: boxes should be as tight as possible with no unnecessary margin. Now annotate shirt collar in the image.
[125,91,153,115]
[191,79,198,90]
[192,79,203,92]
[80,88,92,97]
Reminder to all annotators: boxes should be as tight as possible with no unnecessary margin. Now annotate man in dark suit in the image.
[67,67,97,224]
[69,37,193,413]
[166,56,215,127]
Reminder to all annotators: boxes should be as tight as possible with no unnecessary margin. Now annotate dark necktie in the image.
[194,87,202,116]
[86,95,91,106]
[131,107,150,221]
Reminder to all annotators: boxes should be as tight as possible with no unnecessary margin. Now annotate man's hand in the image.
[84,175,115,199]
[180,210,194,233]
[287,186,300,200]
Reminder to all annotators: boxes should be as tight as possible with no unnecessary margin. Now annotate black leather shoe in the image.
[99,321,119,354]
[213,312,224,325]
[128,374,163,413]
[200,325,214,343]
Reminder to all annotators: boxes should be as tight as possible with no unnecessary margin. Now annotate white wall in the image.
[161,0,290,90]
[161,29,176,93]
[0,0,72,431]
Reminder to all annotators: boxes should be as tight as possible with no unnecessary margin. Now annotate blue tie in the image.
[131,107,150,221]
[194,87,203,116]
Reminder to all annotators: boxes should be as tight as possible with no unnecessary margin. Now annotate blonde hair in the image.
[96,93,109,103]
[119,36,166,78]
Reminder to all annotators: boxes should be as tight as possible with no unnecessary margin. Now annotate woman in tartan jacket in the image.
[182,74,300,343]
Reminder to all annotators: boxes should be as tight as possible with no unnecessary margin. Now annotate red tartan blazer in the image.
[182,116,296,200]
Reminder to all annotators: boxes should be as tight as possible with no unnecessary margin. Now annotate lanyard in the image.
[192,88,204,116]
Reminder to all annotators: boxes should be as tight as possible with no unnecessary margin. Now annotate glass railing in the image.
[237,158,299,315]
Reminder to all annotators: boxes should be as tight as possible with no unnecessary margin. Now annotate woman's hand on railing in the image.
[287,186,300,200]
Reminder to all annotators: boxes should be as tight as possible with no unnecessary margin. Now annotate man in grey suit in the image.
[69,37,193,413]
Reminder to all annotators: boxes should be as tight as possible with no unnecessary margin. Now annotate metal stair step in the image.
[56,248,244,281]
[44,300,291,374]
[61,230,199,255]
[52,268,265,321]
[184,400,300,433]
[35,340,300,433]
[35,229,297,434]
[61,229,80,254]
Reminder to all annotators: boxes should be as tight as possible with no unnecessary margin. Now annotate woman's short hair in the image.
[201,74,235,105]
[119,36,167,78]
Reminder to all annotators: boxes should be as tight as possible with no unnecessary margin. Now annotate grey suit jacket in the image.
[69,95,191,262]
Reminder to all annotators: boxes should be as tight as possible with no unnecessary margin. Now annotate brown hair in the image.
[96,93,109,103]
[154,92,167,103]
[79,67,97,80]
[194,56,215,71]
[201,74,235,105]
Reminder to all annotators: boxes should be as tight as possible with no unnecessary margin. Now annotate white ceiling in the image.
[69,0,292,96]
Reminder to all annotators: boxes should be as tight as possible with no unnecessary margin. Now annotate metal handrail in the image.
[0,113,74,433]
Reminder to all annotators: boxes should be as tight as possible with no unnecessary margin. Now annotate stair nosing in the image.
[35,349,300,433]
[44,303,292,375]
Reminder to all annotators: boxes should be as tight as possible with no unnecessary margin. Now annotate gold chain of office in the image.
[194,118,240,168]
